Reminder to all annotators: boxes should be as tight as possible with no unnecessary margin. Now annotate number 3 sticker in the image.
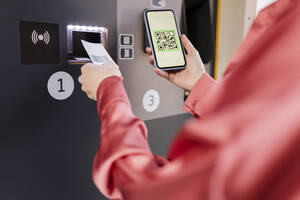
[143,90,160,112]
[47,71,74,100]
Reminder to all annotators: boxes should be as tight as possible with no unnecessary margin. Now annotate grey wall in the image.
[0,0,192,200]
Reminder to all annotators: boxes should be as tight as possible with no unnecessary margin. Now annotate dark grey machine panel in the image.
[0,0,192,200]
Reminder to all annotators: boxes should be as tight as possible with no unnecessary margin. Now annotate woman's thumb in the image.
[181,34,195,54]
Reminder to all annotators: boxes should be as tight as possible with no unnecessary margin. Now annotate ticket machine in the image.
[0,0,214,200]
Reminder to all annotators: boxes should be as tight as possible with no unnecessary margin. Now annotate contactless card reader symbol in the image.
[31,30,50,45]
[19,21,59,64]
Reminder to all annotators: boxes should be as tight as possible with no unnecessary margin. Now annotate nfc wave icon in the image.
[31,30,50,45]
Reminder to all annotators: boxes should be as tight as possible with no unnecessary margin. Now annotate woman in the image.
[78,0,300,199]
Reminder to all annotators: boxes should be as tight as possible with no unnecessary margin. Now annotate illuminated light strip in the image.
[67,25,107,32]
[67,24,109,50]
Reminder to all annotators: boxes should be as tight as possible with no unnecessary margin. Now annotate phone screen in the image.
[146,10,186,69]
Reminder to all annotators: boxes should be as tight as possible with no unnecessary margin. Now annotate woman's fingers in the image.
[146,47,155,65]
[149,56,154,65]
[146,47,152,55]
[154,68,169,80]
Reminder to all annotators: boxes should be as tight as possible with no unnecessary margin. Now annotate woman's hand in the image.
[78,62,122,101]
[146,34,206,91]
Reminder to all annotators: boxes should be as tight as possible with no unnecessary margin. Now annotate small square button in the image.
[120,34,134,46]
[123,37,130,45]
[120,47,134,60]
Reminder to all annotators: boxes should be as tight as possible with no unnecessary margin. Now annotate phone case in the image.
[144,9,187,71]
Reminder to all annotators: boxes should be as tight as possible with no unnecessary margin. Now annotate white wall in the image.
[215,0,257,79]
[214,0,278,80]
[256,0,278,14]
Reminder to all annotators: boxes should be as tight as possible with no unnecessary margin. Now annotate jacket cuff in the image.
[183,73,216,117]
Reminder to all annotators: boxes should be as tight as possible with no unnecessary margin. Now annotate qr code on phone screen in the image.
[153,30,179,52]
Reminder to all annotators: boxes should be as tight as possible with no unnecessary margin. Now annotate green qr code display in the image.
[153,29,179,52]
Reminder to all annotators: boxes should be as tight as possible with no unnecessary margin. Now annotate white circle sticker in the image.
[47,71,74,100]
[143,90,160,112]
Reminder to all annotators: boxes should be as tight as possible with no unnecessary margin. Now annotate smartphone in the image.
[144,9,186,71]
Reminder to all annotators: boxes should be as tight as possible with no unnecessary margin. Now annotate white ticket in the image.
[81,40,117,66]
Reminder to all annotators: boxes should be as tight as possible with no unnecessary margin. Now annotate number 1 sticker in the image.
[47,71,74,100]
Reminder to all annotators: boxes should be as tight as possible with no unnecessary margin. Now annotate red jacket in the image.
[93,0,300,199]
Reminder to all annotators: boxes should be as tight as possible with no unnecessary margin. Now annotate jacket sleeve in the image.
[93,76,169,199]
[92,76,219,200]
[92,75,218,199]
[183,73,217,118]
